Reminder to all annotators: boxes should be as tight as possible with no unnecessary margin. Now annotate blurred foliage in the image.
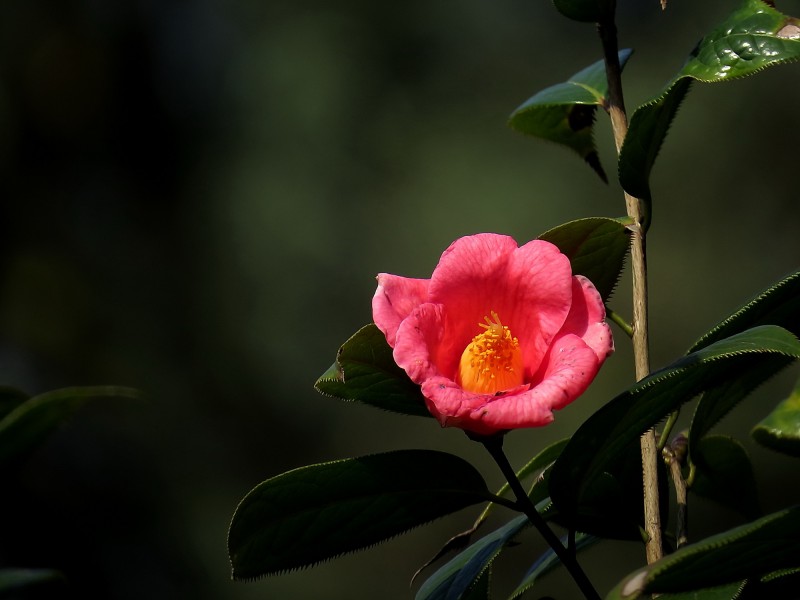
[0,0,798,599]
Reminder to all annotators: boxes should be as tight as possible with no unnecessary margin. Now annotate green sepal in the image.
[607,505,800,599]
[689,435,761,520]
[0,386,141,468]
[752,376,800,457]
[315,323,431,418]
[228,450,491,580]
[538,216,631,302]
[509,49,633,182]
[619,0,800,220]
[548,326,800,535]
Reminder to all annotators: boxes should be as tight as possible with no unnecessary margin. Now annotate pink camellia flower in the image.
[372,233,614,436]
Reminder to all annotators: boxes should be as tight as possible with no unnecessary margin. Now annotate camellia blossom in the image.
[372,233,614,436]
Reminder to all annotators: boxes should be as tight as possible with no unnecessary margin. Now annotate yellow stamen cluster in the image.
[456,311,524,394]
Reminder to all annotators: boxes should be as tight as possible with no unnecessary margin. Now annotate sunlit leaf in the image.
[690,436,760,520]
[509,50,633,182]
[619,0,800,215]
[752,376,800,456]
[0,386,140,468]
[415,515,528,600]
[315,324,431,418]
[549,326,800,532]
[228,450,491,580]
[538,217,631,302]
[607,506,800,599]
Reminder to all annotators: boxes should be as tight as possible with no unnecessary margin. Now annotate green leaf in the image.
[619,0,800,215]
[0,568,65,597]
[689,270,800,352]
[0,386,28,420]
[538,217,632,302]
[315,324,431,418]
[228,450,491,580]
[752,375,800,457]
[0,386,140,468]
[509,49,633,182]
[690,436,760,520]
[653,581,745,600]
[415,515,528,600]
[549,326,800,533]
[509,532,598,599]
[606,505,800,599]
[552,0,613,23]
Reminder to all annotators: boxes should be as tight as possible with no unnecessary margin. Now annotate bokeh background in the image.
[1,0,799,598]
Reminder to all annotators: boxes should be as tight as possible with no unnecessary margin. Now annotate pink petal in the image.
[372,274,429,347]
[558,276,614,362]
[391,303,454,385]
[427,234,573,379]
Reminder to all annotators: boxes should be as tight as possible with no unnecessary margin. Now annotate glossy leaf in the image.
[315,323,431,418]
[509,49,633,182]
[607,505,800,599]
[689,270,800,352]
[690,436,760,520]
[415,515,528,600]
[619,0,800,214]
[538,217,631,302]
[752,376,800,456]
[509,532,598,599]
[0,569,65,597]
[228,450,491,580]
[549,326,800,532]
[0,386,140,468]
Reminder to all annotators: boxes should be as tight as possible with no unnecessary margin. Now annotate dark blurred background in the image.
[0,0,798,598]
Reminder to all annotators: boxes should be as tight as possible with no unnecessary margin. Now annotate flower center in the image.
[456,311,524,394]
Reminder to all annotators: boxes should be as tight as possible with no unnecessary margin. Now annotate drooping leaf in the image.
[0,386,141,468]
[752,375,800,457]
[538,217,632,302]
[619,0,800,216]
[509,49,633,182]
[549,326,800,532]
[689,270,800,352]
[315,324,431,418]
[689,435,760,520]
[0,568,65,597]
[415,515,528,600]
[509,532,598,599]
[606,505,800,599]
[228,450,491,580]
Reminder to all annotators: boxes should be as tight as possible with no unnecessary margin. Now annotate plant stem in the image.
[597,8,663,564]
[483,437,601,600]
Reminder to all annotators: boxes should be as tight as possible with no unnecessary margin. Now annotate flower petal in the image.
[559,276,614,362]
[372,274,429,347]
[392,303,455,385]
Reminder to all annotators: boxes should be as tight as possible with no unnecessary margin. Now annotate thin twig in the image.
[482,436,601,600]
[597,8,662,564]
[663,442,688,548]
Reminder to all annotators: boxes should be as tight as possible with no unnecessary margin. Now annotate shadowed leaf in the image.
[752,375,800,456]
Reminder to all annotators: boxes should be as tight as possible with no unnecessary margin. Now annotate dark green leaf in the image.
[689,270,800,352]
[415,515,528,600]
[752,375,800,457]
[0,386,140,468]
[0,568,65,597]
[549,326,800,531]
[655,582,745,600]
[552,0,613,23]
[607,505,800,599]
[509,532,598,599]
[538,217,631,302]
[228,450,490,580]
[619,0,800,214]
[509,50,632,182]
[0,387,28,421]
[315,324,431,418]
[690,436,760,520]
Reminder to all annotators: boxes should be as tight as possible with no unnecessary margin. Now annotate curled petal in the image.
[373,274,429,347]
